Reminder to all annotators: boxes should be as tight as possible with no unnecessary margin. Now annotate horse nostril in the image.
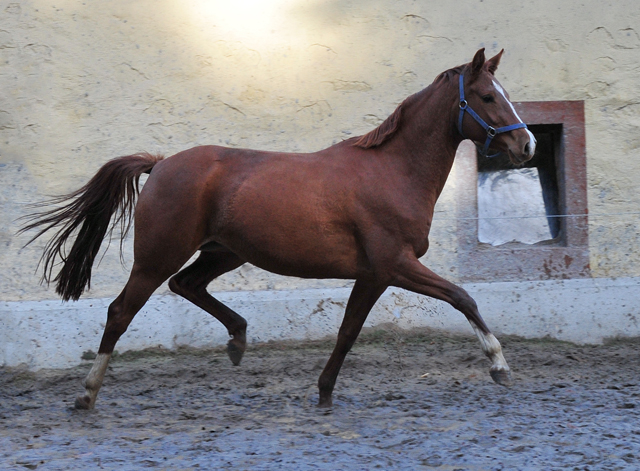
[524,142,531,156]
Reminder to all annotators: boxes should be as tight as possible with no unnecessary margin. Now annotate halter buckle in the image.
[459,100,468,110]
[487,126,496,137]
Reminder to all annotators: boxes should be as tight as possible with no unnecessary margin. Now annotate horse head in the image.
[457,48,536,165]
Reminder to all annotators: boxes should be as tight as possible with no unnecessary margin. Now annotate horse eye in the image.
[482,95,494,103]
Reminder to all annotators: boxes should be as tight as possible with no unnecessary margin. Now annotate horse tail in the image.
[19,152,164,301]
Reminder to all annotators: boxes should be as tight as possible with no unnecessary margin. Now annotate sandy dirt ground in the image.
[1,327,640,470]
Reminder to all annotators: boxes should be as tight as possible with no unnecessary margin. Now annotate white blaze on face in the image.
[493,80,537,157]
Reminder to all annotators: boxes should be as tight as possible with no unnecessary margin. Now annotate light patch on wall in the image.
[181,0,341,101]
[477,168,554,246]
[187,0,307,49]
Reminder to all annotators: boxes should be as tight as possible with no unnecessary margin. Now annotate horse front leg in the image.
[318,279,387,407]
[392,257,512,386]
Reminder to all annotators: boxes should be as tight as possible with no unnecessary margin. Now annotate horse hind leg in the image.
[392,257,512,387]
[168,250,247,366]
[75,263,176,410]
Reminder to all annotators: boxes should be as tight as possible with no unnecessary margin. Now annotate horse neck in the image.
[387,82,462,199]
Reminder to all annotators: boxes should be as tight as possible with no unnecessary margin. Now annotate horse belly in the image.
[214,194,366,280]
[220,219,364,280]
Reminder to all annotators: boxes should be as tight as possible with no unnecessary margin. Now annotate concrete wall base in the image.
[2,277,639,370]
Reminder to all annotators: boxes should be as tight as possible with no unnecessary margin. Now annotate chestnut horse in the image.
[21,48,536,410]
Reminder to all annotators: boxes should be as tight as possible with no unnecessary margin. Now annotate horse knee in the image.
[458,295,478,314]
[318,373,334,393]
[448,285,477,311]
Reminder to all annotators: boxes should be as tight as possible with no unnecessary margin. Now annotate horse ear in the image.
[486,49,504,75]
[470,48,485,79]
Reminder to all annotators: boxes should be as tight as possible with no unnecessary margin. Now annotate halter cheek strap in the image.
[457,73,528,158]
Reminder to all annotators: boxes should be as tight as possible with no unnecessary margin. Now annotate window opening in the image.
[477,124,562,246]
[455,101,589,282]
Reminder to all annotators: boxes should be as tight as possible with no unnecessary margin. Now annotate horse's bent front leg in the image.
[392,257,512,386]
[318,279,387,407]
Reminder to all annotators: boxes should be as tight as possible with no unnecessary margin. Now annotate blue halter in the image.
[457,73,528,158]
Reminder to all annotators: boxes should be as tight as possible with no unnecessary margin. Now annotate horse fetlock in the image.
[76,353,111,408]
[317,374,336,408]
[478,333,502,356]
[231,327,247,343]
[471,328,512,386]
[317,382,334,408]
[83,377,103,391]
[483,339,511,379]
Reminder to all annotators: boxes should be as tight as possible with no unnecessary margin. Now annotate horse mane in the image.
[351,100,405,149]
[352,64,466,149]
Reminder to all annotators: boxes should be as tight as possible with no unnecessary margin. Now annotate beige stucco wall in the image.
[1,0,639,302]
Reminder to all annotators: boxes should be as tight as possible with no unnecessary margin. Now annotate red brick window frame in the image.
[455,101,590,282]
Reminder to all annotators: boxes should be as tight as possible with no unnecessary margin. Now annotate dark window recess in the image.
[476,124,562,242]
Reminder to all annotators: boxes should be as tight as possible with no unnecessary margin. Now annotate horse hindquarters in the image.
[74,157,217,409]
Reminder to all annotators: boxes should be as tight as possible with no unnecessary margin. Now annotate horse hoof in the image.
[490,368,513,387]
[74,395,94,410]
[227,340,245,366]
[317,399,333,409]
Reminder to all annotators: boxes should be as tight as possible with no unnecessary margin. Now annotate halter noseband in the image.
[457,73,527,158]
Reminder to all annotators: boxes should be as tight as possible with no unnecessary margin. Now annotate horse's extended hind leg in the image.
[392,257,512,386]
[318,279,387,407]
[168,251,247,365]
[75,263,175,410]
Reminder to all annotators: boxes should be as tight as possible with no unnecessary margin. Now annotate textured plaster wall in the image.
[1,0,639,303]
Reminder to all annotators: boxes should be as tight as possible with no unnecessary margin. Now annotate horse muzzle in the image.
[506,128,536,165]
